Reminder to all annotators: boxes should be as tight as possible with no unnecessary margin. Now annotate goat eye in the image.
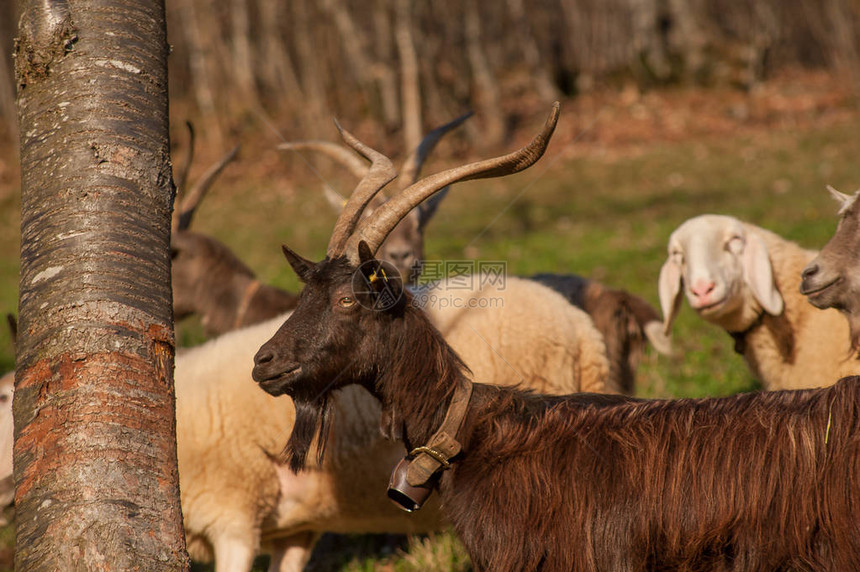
[338,296,355,308]
[670,249,683,263]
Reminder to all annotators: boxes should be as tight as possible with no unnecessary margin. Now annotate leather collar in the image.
[405,380,473,487]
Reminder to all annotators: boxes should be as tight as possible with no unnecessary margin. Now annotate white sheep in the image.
[658,213,859,390]
[174,275,610,571]
[414,275,610,394]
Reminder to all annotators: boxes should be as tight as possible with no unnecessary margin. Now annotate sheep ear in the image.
[742,234,784,316]
[658,258,684,337]
[282,245,314,282]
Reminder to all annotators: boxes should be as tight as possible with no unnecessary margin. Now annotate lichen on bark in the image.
[14,0,78,89]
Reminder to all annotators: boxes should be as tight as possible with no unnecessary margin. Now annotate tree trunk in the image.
[464,0,505,148]
[293,0,329,136]
[257,0,304,114]
[14,0,188,569]
[372,0,401,131]
[323,0,376,111]
[395,0,422,153]
[176,0,225,148]
[506,0,560,103]
[229,0,259,109]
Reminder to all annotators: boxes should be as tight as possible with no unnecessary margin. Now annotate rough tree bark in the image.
[14,0,188,569]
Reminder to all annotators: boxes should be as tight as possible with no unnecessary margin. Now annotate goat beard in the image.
[282,395,332,474]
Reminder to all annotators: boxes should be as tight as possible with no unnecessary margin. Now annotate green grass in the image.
[3,109,860,570]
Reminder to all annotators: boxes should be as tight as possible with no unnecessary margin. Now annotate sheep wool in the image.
[416,276,610,394]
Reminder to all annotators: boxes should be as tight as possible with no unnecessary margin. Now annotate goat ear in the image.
[742,234,784,316]
[358,240,377,267]
[416,186,449,229]
[356,240,404,305]
[658,258,684,337]
[282,245,314,282]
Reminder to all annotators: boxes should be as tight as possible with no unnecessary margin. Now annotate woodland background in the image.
[1,0,860,151]
[2,0,860,570]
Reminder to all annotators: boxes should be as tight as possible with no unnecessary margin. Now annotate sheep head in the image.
[252,103,560,472]
[659,214,783,336]
[800,186,860,350]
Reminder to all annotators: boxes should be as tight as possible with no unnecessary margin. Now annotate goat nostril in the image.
[802,264,818,280]
[254,349,274,366]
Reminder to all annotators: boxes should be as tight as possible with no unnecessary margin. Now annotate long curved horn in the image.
[173,143,241,231]
[343,102,560,261]
[326,121,397,257]
[277,140,369,179]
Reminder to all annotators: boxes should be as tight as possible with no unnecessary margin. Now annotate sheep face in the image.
[659,214,783,334]
[801,188,860,346]
[252,242,405,471]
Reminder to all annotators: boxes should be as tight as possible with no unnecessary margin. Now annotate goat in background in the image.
[171,123,298,336]
[801,185,860,352]
[253,103,860,571]
[279,111,473,285]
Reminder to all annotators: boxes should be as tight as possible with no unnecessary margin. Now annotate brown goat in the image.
[801,186,860,351]
[530,273,671,394]
[252,106,860,571]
